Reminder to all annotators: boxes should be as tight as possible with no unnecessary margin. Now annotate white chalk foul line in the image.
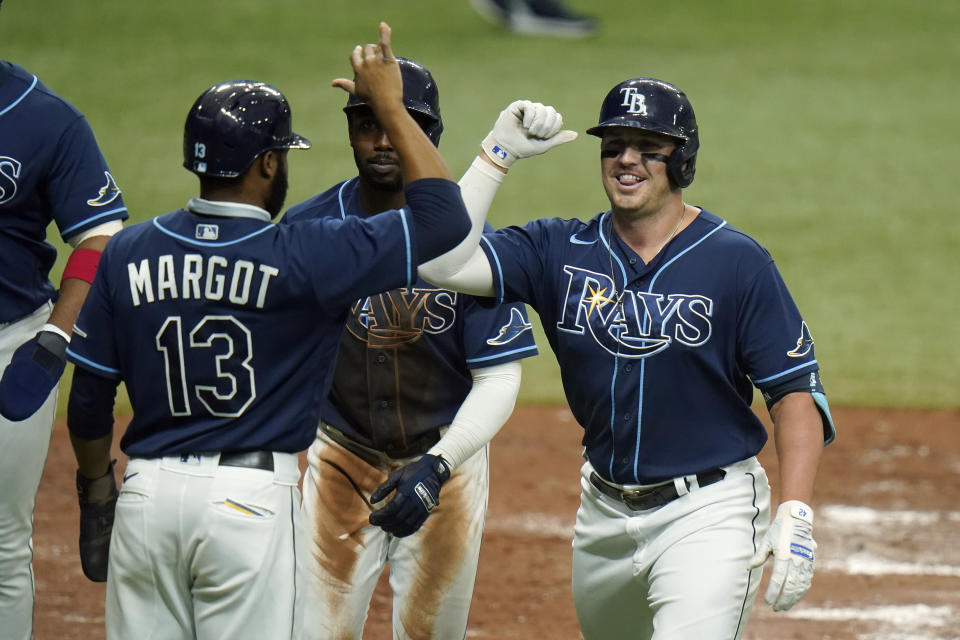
[487,505,960,578]
[784,603,952,627]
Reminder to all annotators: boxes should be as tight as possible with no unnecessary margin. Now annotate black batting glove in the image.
[0,330,68,422]
[369,454,451,538]
[77,460,118,582]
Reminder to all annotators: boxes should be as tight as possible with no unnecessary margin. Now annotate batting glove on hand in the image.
[0,329,68,422]
[481,100,578,169]
[750,500,817,611]
[369,454,451,537]
[77,461,119,583]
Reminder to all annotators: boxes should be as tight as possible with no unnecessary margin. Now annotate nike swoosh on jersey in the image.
[569,233,597,245]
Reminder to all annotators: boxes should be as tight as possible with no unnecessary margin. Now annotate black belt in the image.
[589,468,726,511]
[218,451,274,471]
[322,423,442,461]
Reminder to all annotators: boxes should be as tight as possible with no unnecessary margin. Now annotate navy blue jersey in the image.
[282,179,538,450]
[480,209,834,484]
[67,199,420,456]
[0,61,128,322]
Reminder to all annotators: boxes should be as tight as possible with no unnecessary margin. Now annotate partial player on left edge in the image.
[0,40,128,639]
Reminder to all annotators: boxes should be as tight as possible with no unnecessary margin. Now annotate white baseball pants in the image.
[0,303,57,640]
[105,452,304,640]
[301,429,488,640]
[572,457,771,640]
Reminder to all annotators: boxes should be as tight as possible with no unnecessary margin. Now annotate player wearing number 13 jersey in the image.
[63,32,471,640]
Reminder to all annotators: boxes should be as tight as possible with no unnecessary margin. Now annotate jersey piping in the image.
[752,360,820,385]
[481,235,506,302]
[0,73,36,117]
[61,207,129,236]
[629,218,729,481]
[336,178,357,220]
[65,349,120,377]
[151,217,275,247]
[466,344,538,364]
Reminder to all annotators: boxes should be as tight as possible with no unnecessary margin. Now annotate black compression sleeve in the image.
[761,370,825,411]
[405,178,470,263]
[67,366,119,440]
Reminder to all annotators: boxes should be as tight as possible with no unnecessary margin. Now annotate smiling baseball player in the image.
[420,77,836,639]
[0,49,127,637]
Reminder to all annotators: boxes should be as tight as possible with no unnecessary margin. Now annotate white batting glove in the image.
[750,500,817,611]
[480,100,578,169]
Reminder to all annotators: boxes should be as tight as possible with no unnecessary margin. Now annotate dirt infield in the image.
[32,405,960,639]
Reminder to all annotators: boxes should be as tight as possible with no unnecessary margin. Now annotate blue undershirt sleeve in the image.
[67,366,119,440]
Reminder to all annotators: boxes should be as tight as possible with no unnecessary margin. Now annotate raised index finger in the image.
[378,22,394,61]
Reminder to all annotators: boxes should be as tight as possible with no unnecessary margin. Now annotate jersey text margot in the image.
[127,254,279,308]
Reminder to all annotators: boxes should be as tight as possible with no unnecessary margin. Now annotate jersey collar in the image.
[186,197,271,222]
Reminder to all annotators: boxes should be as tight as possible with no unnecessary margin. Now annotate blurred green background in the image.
[2,0,957,414]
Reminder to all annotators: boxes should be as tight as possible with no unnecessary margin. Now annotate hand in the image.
[480,100,578,169]
[77,461,119,582]
[369,454,451,537]
[750,500,817,611]
[332,22,402,110]
[0,329,68,422]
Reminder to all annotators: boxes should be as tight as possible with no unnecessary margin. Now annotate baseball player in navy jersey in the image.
[63,24,473,639]
[420,77,837,639]
[0,52,128,637]
[281,57,573,640]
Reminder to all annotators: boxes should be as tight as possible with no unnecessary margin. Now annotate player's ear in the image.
[255,150,280,180]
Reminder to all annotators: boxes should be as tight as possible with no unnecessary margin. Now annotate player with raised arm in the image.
[0,40,128,637]
[283,56,574,639]
[63,23,472,639]
[420,77,836,638]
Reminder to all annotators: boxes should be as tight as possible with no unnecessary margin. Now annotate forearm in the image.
[67,366,119,478]
[770,392,825,505]
[47,235,111,335]
[428,360,521,468]
[70,433,113,480]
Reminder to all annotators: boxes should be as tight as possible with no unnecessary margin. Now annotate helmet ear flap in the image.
[667,146,696,188]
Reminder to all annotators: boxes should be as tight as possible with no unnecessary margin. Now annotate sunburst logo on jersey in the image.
[585,283,617,318]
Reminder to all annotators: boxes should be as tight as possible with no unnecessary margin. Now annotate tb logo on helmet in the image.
[619,88,648,116]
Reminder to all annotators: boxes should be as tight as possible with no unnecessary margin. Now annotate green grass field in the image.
[3,0,957,412]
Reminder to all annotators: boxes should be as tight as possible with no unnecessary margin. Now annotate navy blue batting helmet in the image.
[183,80,312,178]
[587,78,699,188]
[344,57,443,146]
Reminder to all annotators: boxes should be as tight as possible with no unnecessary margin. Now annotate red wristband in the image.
[61,248,102,285]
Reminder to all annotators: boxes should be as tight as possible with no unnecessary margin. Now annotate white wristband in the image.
[41,323,71,343]
[481,133,516,169]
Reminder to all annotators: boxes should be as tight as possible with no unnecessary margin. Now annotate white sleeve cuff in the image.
[67,220,123,248]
